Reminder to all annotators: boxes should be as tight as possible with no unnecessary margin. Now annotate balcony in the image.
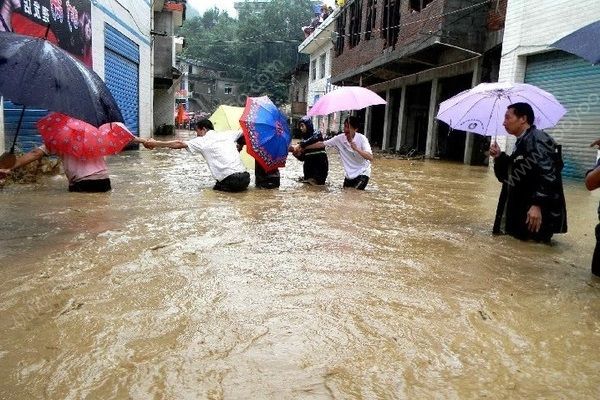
[331,0,492,86]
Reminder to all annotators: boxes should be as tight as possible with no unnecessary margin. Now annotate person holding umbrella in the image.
[296,116,373,190]
[0,136,147,192]
[144,119,250,192]
[489,102,567,243]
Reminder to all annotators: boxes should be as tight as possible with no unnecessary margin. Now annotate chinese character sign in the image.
[0,0,92,67]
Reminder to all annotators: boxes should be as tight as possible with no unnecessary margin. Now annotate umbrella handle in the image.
[10,105,26,154]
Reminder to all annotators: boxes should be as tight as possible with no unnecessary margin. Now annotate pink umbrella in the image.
[37,113,135,159]
[307,86,387,116]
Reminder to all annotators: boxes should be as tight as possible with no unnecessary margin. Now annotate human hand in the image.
[489,141,501,158]
[526,205,542,233]
[292,145,303,157]
[590,139,600,148]
[349,139,358,151]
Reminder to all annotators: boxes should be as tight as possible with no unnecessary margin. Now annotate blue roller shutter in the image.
[104,24,139,135]
[2,102,47,152]
[524,51,600,179]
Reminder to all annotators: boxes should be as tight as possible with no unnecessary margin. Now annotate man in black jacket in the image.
[489,102,567,243]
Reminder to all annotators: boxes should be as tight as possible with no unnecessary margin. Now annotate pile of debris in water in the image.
[0,154,61,188]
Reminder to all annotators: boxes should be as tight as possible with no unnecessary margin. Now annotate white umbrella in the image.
[436,82,567,136]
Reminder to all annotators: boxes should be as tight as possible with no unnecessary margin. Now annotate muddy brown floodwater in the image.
[1,132,599,399]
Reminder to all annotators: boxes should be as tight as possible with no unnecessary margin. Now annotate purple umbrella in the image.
[307,86,386,116]
[436,82,567,137]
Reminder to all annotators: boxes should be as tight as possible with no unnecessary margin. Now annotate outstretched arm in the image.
[144,138,188,149]
[0,148,45,178]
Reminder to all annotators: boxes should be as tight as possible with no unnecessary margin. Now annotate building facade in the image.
[298,8,345,136]
[330,0,506,164]
[498,0,600,179]
[153,0,186,135]
[176,58,243,116]
[1,0,153,153]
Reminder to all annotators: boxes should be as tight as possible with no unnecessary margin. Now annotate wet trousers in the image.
[69,178,112,193]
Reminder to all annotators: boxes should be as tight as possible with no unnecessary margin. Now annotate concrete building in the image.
[298,8,345,136]
[330,0,506,165]
[1,0,153,153]
[153,0,186,135]
[497,0,600,179]
[176,58,243,115]
[287,62,309,134]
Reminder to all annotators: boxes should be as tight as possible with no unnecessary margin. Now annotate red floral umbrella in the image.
[37,113,134,159]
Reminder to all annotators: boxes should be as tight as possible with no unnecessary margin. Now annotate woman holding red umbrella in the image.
[0,113,148,192]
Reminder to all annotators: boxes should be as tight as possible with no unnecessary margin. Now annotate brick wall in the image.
[331,0,488,81]
[486,0,506,31]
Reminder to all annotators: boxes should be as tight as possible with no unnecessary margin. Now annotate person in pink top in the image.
[0,137,147,192]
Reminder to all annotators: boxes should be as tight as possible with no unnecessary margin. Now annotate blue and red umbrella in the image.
[239,96,291,173]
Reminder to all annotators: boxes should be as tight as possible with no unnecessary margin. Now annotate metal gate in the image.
[525,51,600,179]
[104,24,139,135]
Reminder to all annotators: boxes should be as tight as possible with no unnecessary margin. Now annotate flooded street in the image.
[1,132,599,399]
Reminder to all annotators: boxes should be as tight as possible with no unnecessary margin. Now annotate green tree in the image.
[180,1,314,106]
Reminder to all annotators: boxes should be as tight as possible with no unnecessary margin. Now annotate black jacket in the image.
[493,126,567,241]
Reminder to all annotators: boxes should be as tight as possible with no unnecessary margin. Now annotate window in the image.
[365,0,377,40]
[335,9,346,56]
[224,86,232,94]
[311,60,317,81]
[409,0,434,12]
[319,53,326,79]
[188,65,193,74]
[381,0,400,49]
[348,0,362,48]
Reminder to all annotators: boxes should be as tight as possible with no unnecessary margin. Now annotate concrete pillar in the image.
[381,89,392,150]
[395,86,407,151]
[364,106,372,140]
[425,78,439,158]
[463,58,483,164]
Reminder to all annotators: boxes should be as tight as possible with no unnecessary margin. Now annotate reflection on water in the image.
[1,137,599,398]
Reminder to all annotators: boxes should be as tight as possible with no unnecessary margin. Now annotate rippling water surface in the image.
[1,132,599,399]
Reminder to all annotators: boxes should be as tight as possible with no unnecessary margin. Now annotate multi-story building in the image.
[286,62,309,134]
[298,7,345,136]
[176,58,243,115]
[153,0,186,135]
[1,0,153,153]
[330,0,506,165]
[498,0,600,179]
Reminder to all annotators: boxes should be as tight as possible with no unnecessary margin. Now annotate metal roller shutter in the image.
[104,24,139,135]
[2,102,47,152]
[525,51,600,179]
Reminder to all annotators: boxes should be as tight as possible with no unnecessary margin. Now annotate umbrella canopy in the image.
[307,86,386,116]
[37,113,134,159]
[0,31,123,127]
[436,82,567,136]
[551,20,600,65]
[210,105,245,130]
[239,96,291,173]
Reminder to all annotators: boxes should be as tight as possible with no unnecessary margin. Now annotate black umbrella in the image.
[0,31,124,167]
[551,20,600,65]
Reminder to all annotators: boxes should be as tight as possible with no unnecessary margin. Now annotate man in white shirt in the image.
[297,116,373,190]
[145,119,250,192]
